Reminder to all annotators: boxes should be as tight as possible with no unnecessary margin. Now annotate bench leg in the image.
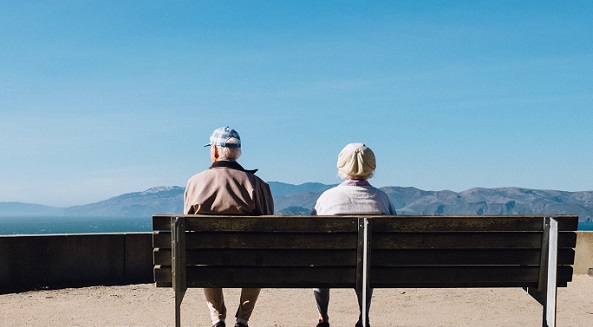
[525,217,558,327]
[175,290,185,327]
[356,218,371,327]
[542,217,558,327]
[172,217,187,327]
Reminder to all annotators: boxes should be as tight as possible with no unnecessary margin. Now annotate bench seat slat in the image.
[154,266,357,288]
[371,266,574,288]
[153,281,570,288]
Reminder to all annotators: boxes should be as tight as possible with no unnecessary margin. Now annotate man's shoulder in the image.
[188,168,214,179]
[189,166,268,183]
[186,167,227,185]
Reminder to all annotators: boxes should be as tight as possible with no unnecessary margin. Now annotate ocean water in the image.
[0,216,592,235]
[0,216,152,235]
[579,221,593,231]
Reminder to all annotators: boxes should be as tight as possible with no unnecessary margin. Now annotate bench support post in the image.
[543,217,559,327]
[172,217,187,327]
[356,218,371,327]
[526,217,558,327]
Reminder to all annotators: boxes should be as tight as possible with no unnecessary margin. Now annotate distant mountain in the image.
[383,187,593,222]
[0,202,63,216]
[268,182,336,196]
[64,186,184,217]
[1,183,592,222]
[268,182,336,214]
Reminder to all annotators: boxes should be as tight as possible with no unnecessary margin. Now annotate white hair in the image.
[215,145,242,160]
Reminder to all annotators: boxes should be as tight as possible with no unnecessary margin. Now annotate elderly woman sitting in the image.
[312,143,396,327]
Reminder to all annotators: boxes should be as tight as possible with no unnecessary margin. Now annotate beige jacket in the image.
[184,160,274,215]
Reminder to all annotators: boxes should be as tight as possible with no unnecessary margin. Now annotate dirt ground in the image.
[1,275,592,327]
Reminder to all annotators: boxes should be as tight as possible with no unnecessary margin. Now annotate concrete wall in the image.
[574,231,593,275]
[0,233,153,293]
[1,231,591,293]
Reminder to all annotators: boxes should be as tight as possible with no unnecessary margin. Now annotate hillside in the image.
[63,186,185,217]
[1,183,592,222]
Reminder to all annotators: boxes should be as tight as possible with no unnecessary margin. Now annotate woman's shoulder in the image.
[318,185,344,198]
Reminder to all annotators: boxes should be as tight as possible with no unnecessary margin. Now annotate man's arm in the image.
[257,180,274,215]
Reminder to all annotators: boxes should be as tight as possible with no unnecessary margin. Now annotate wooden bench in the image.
[152,214,578,327]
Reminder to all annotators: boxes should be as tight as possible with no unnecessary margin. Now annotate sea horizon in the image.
[0,215,152,235]
[0,215,592,236]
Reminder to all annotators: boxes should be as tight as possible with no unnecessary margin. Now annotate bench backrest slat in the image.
[153,216,359,232]
[370,216,578,232]
[155,248,357,266]
[371,248,575,266]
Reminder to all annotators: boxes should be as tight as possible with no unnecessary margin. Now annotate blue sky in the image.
[1,1,592,207]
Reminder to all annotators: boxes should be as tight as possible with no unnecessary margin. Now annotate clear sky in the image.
[1,1,592,207]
